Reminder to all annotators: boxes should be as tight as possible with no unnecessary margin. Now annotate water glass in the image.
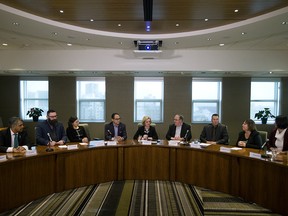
[271,147,278,161]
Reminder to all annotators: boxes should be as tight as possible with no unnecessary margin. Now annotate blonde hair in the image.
[141,116,151,126]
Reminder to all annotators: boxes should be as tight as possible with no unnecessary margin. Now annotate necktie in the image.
[14,134,19,148]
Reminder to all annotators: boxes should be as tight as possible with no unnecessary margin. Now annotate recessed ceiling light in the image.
[207,38,212,41]
[204,18,209,22]
[90,19,94,22]
[52,32,58,36]
[59,10,64,13]
[118,23,122,27]
[282,21,287,25]
[241,32,247,35]
[219,43,225,46]
[12,22,19,26]
[176,23,180,27]
[67,43,72,46]
[2,43,8,46]
[269,71,273,74]
[234,9,239,13]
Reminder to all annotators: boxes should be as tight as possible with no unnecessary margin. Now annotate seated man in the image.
[200,114,229,145]
[104,113,127,141]
[166,114,192,141]
[36,109,67,146]
[0,117,29,153]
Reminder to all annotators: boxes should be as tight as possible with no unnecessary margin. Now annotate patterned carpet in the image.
[0,180,280,216]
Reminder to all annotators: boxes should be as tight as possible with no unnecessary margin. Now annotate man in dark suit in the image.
[200,114,229,145]
[0,117,29,153]
[104,113,127,141]
[36,109,67,146]
[166,114,192,141]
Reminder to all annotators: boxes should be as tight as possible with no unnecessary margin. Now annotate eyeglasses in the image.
[114,118,121,120]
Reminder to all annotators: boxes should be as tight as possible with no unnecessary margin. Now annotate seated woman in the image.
[133,116,158,141]
[66,116,89,143]
[236,119,262,149]
[267,115,288,151]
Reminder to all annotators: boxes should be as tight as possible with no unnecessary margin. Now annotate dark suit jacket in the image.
[104,122,127,140]
[267,128,288,151]
[133,126,158,140]
[236,130,262,149]
[36,120,67,145]
[0,128,29,152]
[200,123,229,144]
[165,122,192,141]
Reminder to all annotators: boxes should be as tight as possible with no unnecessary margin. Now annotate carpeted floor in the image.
[0,180,280,216]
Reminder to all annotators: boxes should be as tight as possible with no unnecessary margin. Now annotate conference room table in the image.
[0,140,287,215]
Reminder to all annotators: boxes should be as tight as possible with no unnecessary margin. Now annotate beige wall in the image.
[0,76,287,145]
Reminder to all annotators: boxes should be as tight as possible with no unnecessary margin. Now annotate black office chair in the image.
[79,123,91,141]
[258,130,268,144]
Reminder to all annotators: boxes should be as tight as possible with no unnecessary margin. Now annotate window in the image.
[134,77,164,122]
[77,77,105,122]
[20,79,49,120]
[192,78,222,123]
[250,79,280,123]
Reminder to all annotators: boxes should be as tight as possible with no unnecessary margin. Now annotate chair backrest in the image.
[258,131,268,144]
[79,123,91,140]
[137,122,156,127]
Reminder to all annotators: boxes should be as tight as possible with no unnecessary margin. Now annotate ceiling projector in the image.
[134,40,162,51]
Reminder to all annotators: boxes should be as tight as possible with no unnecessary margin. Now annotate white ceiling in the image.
[0,3,288,77]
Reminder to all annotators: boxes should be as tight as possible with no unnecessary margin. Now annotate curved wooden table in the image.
[0,141,287,215]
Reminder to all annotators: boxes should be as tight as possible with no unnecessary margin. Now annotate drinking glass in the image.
[270,147,279,161]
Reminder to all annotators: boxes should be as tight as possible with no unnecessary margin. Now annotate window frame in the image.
[76,77,106,123]
[192,78,222,123]
[134,77,164,123]
[20,77,49,121]
[250,78,280,124]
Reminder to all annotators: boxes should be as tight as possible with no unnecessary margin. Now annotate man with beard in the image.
[36,109,67,146]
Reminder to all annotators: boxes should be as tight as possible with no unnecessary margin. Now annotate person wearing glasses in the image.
[36,109,67,146]
[166,114,192,141]
[0,117,29,153]
[104,113,127,141]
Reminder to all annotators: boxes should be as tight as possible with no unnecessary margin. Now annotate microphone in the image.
[183,130,189,140]
[107,130,113,140]
[260,139,270,158]
[182,130,190,146]
[46,133,54,152]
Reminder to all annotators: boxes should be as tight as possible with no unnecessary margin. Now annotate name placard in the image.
[26,150,37,156]
[220,147,231,153]
[107,141,117,145]
[0,155,6,161]
[168,140,179,146]
[249,152,262,159]
[190,143,201,149]
[89,140,105,146]
[67,144,78,150]
[141,140,152,145]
